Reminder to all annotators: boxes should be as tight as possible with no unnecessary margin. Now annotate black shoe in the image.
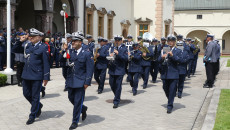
[133,91,137,96]
[188,75,190,78]
[143,85,147,89]
[192,73,195,75]
[36,103,43,118]
[113,104,118,109]
[69,122,78,130]
[64,88,68,91]
[167,108,172,114]
[18,82,22,87]
[82,107,87,121]
[26,118,35,125]
[152,80,156,83]
[178,95,182,99]
[98,91,102,94]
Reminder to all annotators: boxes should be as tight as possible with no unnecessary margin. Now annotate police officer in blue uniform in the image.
[94,37,109,94]
[54,36,62,68]
[12,32,28,86]
[158,37,169,74]
[150,38,159,83]
[108,35,128,108]
[125,35,134,82]
[60,33,72,91]
[187,38,196,78]
[61,31,94,129]
[137,36,142,42]
[141,39,154,89]
[0,30,6,71]
[128,42,142,96]
[158,34,182,114]
[22,28,50,125]
[214,40,220,79]
[86,34,95,54]
[203,34,218,88]
[49,38,55,68]
[176,41,190,98]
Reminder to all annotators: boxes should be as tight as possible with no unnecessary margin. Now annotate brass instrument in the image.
[193,37,201,54]
[139,32,153,61]
[94,48,99,63]
[93,43,101,63]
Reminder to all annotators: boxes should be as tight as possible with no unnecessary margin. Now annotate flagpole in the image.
[4,0,13,74]
[62,3,69,65]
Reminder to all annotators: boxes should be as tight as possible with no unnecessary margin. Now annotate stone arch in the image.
[222,30,230,54]
[187,30,210,54]
[185,28,212,38]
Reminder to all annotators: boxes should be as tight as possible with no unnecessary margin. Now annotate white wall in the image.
[174,10,230,54]
[78,0,133,40]
[163,0,173,35]
[133,0,156,38]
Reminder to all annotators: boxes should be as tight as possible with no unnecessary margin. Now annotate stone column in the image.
[155,0,163,40]
[34,10,53,37]
[67,16,78,33]
[0,2,16,29]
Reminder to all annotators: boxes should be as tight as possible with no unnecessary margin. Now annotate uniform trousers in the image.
[22,79,42,119]
[150,61,159,82]
[68,87,87,124]
[162,79,178,109]
[205,62,216,86]
[94,68,107,91]
[177,74,186,97]
[141,66,150,86]
[128,72,140,93]
[109,75,124,105]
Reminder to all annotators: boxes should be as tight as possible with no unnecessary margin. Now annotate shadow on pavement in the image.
[161,103,186,112]
[42,93,60,99]
[37,110,65,122]
[79,115,105,127]
[85,96,99,102]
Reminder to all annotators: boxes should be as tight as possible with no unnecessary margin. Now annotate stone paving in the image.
[0,58,228,130]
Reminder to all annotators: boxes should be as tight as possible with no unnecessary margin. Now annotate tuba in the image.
[193,37,201,54]
[139,32,153,61]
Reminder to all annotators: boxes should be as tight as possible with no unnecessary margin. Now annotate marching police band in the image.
[4,26,222,129]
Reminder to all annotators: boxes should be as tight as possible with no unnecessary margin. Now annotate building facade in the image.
[79,0,175,41]
[0,0,174,41]
[174,0,230,54]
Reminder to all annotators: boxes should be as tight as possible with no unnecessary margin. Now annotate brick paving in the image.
[0,58,228,130]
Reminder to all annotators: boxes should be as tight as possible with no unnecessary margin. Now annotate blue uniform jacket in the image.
[158,47,182,79]
[12,40,25,54]
[95,45,109,70]
[141,46,154,67]
[188,43,196,60]
[49,42,55,55]
[64,49,94,88]
[108,44,128,75]
[88,42,95,54]
[0,36,6,52]
[178,49,190,75]
[128,50,142,73]
[22,42,50,81]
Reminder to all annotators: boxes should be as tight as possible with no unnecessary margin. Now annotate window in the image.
[222,40,225,50]
[98,16,104,37]
[165,24,169,37]
[139,24,149,36]
[197,15,202,19]
[87,13,93,35]
[108,18,113,39]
